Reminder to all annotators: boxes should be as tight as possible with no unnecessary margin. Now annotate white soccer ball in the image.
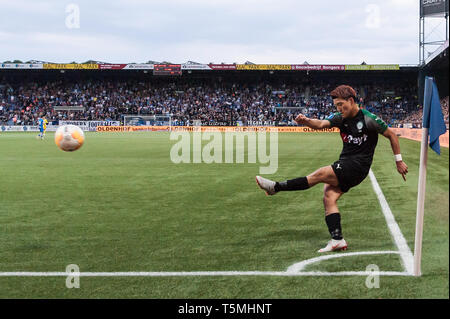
[55,125,85,152]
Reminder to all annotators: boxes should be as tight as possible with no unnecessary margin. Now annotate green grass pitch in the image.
[0,131,448,298]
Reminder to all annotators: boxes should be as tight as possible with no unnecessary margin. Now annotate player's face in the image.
[333,98,357,119]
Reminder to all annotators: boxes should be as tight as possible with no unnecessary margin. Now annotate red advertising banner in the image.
[322,65,345,71]
[208,64,237,70]
[154,64,182,75]
[291,65,322,71]
[291,64,345,71]
[99,64,127,70]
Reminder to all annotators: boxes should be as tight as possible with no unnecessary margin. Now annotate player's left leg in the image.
[255,165,339,195]
[318,184,347,253]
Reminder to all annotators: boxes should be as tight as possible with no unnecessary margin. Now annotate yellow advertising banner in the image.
[43,63,99,69]
[345,64,400,71]
[96,126,341,133]
[236,64,291,70]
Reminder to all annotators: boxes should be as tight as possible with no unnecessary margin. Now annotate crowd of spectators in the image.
[394,96,449,128]
[442,96,449,125]
[0,77,435,128]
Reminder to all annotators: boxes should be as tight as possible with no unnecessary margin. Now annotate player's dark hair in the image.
[330,85,357,102]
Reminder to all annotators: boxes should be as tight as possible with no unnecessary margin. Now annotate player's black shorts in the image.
[331,159,370,193]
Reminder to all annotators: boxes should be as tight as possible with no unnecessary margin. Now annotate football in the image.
[55,125,85,152]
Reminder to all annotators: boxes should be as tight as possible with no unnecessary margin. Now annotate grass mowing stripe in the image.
[0,132,447,298]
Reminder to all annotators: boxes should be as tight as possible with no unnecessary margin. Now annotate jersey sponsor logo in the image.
[340,132,368,145]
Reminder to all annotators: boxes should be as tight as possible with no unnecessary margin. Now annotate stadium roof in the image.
[424,40,449,66]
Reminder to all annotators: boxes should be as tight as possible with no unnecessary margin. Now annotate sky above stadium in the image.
[0,0,433,65]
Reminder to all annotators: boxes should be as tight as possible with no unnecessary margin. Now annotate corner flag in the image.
[413,76,447,276]
[422,76,447,155]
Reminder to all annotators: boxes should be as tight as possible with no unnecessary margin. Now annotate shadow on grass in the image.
[264,228,324,244]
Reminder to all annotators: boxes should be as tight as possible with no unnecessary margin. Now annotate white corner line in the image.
[368,169,414,275]
[0,270,411,277]
[286,251,400,273]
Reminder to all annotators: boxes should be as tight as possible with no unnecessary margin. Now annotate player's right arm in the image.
[294,114,331,129]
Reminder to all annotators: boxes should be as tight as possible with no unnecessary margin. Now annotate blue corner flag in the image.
[422,77,447,155]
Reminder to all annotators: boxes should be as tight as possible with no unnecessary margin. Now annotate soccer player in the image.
[37,115,48,139]
[255,85,408,253]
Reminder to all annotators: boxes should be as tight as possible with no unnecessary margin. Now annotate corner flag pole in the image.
[413,76,432,277]
[413,125,429,276]
[412,75,448,276]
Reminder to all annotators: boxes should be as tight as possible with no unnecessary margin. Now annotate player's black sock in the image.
[325,213,343,240]
[274,177,309,192]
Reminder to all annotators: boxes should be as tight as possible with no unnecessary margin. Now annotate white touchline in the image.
[368,169,414,275]
[0,270,409,277]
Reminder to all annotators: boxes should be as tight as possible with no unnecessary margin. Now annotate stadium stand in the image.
[0,68,423,127]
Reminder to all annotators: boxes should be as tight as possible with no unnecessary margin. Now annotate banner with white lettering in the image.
[420,0,448,17]
[58,120,121,131]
